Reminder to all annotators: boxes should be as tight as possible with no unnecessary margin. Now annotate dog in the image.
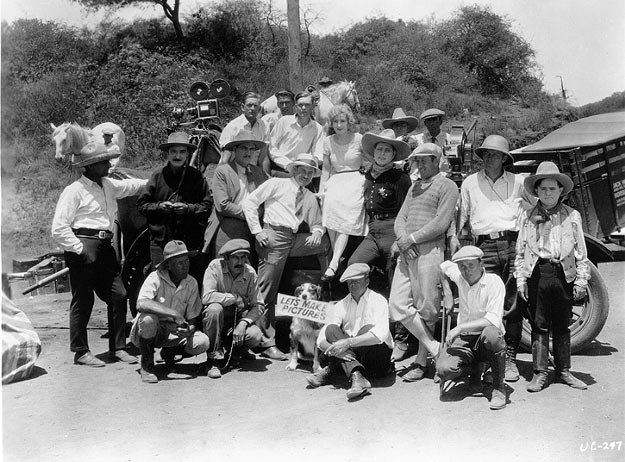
[286,283,324,372]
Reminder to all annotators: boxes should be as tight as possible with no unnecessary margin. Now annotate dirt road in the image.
[3,263,624,462]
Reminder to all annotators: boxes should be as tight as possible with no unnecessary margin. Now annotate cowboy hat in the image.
[73,142,120,168]
[318,76,333,85]
[286,153,322,177]
[156,240,198,269]
[223,132,266,151]
[361,129,411,161]
[475,135,514,166]
[382,108,419,132]
[101,126,117,135]
[419,108,445,120]
[159,132,197,152]
[524,161,574,197]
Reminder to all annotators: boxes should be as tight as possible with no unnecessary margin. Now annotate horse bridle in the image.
[317,83,360,113]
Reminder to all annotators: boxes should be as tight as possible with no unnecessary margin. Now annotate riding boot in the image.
[553,333,587,390]
[489,350,507,410]
[504,321,521,382]
[139,337,158,383]
[527,332,549,392]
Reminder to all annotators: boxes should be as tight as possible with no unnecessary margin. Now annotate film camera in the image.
[172,79,231,120]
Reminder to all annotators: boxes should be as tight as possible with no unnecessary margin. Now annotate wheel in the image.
[520,262,610,353]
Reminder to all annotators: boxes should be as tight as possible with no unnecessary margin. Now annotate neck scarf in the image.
[531,200,564,225]
[370,162,394,179]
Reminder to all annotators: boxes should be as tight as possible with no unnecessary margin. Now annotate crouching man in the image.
[130,240,210,383]
[202,239,264,378]
[306,264,393,401]
[436,246,508,410]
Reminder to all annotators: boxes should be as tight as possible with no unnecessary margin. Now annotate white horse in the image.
[51,122,126,168]
[260,81,360,127]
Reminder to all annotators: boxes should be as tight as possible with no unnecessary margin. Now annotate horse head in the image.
[50,122,69,160]
[344,81,361,113]
[50,122,90,161]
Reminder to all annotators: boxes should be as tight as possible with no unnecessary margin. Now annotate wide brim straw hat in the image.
[286,153,322,177]
[73,142,121,168]
[475,134,514,166]
[223,134,266,151]
[381,108,419,132]
[156,240,198,269]
[159,131,197,152]
[361,129,411,161]
[524,161,574,197]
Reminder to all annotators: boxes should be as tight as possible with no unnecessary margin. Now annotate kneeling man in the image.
[306,263,393,401]
[202,239,264,378]
[131,240,210,383]
[436,246,507,410]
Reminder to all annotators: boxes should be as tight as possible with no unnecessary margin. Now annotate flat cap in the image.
[451,246,484,263]
[419,108,445,120]
[219,239,251,256]
[339,263,370,282]
[101,126,117,135]
[408,143,443,161]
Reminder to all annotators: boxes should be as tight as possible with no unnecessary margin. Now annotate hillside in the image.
[0,2,609,266]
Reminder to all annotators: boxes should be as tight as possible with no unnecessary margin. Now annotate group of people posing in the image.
[51,85,591,408]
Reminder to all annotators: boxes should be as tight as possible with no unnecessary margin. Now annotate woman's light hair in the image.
[328,104,356,131]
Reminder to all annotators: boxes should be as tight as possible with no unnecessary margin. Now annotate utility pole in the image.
[287,0,303,91]
[557,75,567,101]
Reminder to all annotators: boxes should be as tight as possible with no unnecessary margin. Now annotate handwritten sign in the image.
[275,293,333,324]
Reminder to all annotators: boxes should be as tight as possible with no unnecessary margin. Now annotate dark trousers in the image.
[436,326,505,382]
[65,238,127,354]
[211,217,257,266]
[478,238,523,347]
[321,324,392,379]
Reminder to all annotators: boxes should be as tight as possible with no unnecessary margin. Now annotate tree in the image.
[70,0,185,40]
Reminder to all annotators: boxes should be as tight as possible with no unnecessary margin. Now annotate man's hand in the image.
[234,294,246,310]
[176,322,195,338]
[159,201,175,213]
[232,321,247,347]
[445,326,461,345]
[390,241,400,260]
[325,338,351,357]
[305,231,322,247]
[573,285,587,302]
[255,230,270,248]
[397,235,414,253]
[518,283,529,302]
[171,202,189,215]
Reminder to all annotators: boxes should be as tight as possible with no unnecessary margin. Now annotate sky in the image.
[2,0,624,106]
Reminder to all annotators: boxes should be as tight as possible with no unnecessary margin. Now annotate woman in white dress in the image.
[317,104,368,281]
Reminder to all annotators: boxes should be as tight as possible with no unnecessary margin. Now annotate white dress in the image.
[319,133,367,236]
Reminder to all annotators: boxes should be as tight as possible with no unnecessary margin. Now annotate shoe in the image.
[390,342,409,362]
[110,350,138,364]
[305,366,332,388]
[260,346,288,361]
[160,347,177,367]
[402,363,427,382]
[346,372,371,400]
[527,371,549,392]
[490,387,507,410]
[235,348,256,360]
[556,370,587,390]
[504,357,520,382]
[207,365,222,379]
[140,368,158,383]
[207,349,225,361]
[321,267,337,282]
[74,352,105,367]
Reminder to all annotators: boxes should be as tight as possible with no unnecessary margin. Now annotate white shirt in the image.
[219,114,270,148]
[51,175,146,254]
[318,288,393,348]
[234,163,250,205]
[459,170,529,235]
[269,115,325,170]
[440,261,505,334]
[242,177,324,235]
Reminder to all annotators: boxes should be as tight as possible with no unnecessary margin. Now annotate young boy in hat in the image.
[306,263,393,401]
[131,240,210,383]
[437,245,508,410]
[514,161,590,392]
[242,153,331,360]
[52,142,147,367]
[382,108,420,151]
[201,239,265,378]
[137,132,212,284]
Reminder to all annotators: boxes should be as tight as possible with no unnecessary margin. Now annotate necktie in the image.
[295,187,305,222]
[245,167,254,187]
